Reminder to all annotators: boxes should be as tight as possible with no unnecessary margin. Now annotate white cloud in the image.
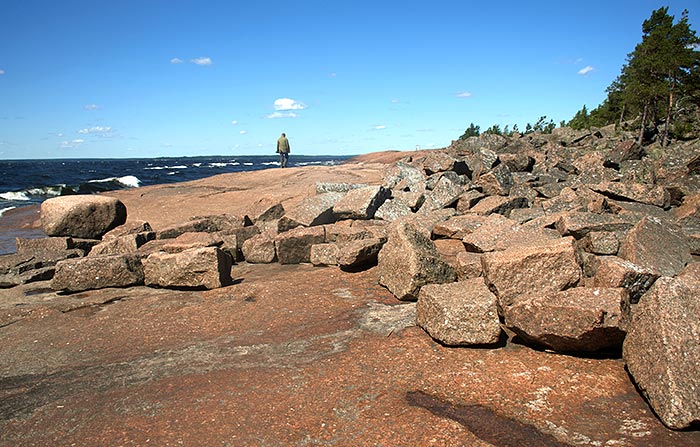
[231,120,239,125]
[456,91,473,98]
[373,125,387,130]
[78,126,112,135]
[61,139,84,148]
[274,98,307,111]
[266,111,298,119]
[170,57,184,64]
[84,104,99,111]
[191,57,212,66]
[239,130,248,135]
[578,65,595,76]
[0,69,5,75]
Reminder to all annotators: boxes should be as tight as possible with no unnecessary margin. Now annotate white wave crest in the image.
[88,175,141,188]
[145,165,187,170]
[208,162,240,167]
[261,162,280,166]
[0,191,31,201]
[0,206,17,216]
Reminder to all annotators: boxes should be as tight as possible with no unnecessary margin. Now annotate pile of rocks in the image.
[1,126,699,429]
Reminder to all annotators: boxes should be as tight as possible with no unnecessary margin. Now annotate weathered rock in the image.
[143,247,232,289]
[416,279,502,346]
[420,175,466,212]
[89,232,155,256]
[571,152,619,184]
[467,195,527,217]
[241,233,277,264]
[392,190,424,210]
[351,220,389,242]
[623,275,700,429]
[499,153,534,172]
[482,237,582,311]
[323,220,371,243]
[476,164,513,196]
[245,198,285,223]
[509,207,545,224]
[382,162,425,193]
[578,231,619,255]
[377,221,456,301]
[51,254,144,292]
[15,237,74,254]
[277,192,345,232]
[432,214,487,240]
[157,218,221,239]
[275,225,326,264]
[0,248,84,288]
[607,140,644,166]
[315,182,367,194]
[433,238,466,269]
[555,211,635,239]
[162,232,222,253]
[591,181,670,209]
[619,217,692,276]
[102,220,153,241]
[41,195,127,239]
[462,214,557,253]
[333,185,390,220]
[190,214,252,234]
[393,209,456,238]
[309,243,340,266]
[505,287,627,352]
[416,152,462,175]
[455,189,486,213]
[338,238,384,270]
[455,251,483,280]
[374,199,413,221]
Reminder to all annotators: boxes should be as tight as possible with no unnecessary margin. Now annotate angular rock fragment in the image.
[333,185,390,220]
[275,225,326,264]
[499,153,534,172]
[476,164,513,196]
[578,231,619,255]
[417,279,502,346]
[619,216,692,276]
[89,232,155,256]
[432,214,488,240]
[455,251,483,280]
[420,174,466,212]
[455,189,486,213]
[143,247,232,289]
[591,181,670,209]
[623,275,700,430]
[504,287,626,352]
[41,195,127,239]
[102,220,153,241]
[277,192,345,232]
[241,233,277,264]
[161,232,222,253]
[374,199,412,221]
[51,254,144,292]
[378,221,455,301]
[467,195,527,217]
[245,198,285,223]
[15,237,74,254]
[482,237,582,311]
[555,212,635,239]
[310,243,340,266]
[158,214,247,239]
[592,256,659,304]
[338,238,384,270]
[383,162,425,193]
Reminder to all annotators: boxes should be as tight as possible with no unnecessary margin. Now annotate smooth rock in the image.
[41,195,127,239]
[143,247,232,289]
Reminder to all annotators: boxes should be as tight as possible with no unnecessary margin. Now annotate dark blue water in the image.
[0,155,350,216]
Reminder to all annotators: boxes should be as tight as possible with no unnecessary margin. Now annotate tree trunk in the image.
[663,86,674,147]
[619,104,626,129]
[638,102,648,146]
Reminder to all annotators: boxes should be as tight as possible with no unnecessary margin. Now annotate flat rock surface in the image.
[1,161,699,445]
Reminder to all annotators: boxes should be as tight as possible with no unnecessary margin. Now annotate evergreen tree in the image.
[459,123,481,139]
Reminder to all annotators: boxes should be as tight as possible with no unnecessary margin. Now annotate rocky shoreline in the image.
[1,129,700,445]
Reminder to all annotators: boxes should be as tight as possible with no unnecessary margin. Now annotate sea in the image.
[0,154,350,254]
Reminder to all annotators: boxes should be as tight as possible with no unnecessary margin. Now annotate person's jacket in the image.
[277,137,290,154]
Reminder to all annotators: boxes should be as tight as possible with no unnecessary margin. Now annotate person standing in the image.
[276,132,290,168]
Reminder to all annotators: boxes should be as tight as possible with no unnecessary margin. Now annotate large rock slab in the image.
[41,195,127,239]
[619,217,692,276]
[143,247,232,289]
[591,181,670,209]
[157,214,249,239]
[555,212,635,239]
[333,185,389,220]
[504,287,627,353]
[432,214,487,240]
[419,174,466,212]
[475,164,513,196]
[623,275,700,429]
[277,192,344,232]
[416,279,501,346]
[51,254,144,292]
[378,221,455,301]
[275,225,326,264]
[592,256,659,304]
[462,214,558,253]
[482,236,582,311]
[467,195,527,217]
[161,232,222,253]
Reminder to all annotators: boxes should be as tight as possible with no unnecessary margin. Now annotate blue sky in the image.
[0,0,698,159]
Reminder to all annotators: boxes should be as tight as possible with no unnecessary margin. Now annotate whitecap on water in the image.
[0,191,31,201]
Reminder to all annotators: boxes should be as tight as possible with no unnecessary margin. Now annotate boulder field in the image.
[1,128,700,445]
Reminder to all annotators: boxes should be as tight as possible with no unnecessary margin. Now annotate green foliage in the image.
[575,7,700,144]
[484,124,502,135]
[459,123,481,139]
